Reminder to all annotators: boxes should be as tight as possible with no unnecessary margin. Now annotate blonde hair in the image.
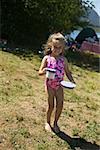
[44,33,66,55]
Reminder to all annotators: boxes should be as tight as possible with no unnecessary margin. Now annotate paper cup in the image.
[46,68,56,79]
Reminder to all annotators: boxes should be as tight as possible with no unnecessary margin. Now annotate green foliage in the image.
[1,0,93,47]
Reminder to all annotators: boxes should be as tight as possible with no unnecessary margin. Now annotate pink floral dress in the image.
[46,55,64,90]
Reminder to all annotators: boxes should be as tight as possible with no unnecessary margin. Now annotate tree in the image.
[1,0,93,48]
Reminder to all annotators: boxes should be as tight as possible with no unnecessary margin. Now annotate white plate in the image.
[46,68,56,72]
[61,81,76,89]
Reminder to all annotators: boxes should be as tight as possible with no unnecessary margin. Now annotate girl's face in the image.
[51,40,64,57]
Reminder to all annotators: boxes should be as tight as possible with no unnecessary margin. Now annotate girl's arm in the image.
[64,57,75,83]
[38,56,47,75]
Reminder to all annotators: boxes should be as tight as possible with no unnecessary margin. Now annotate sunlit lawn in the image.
[0,49,100,150]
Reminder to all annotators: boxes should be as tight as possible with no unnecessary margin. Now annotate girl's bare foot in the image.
[53,125,60,133]
[45,123,52,132]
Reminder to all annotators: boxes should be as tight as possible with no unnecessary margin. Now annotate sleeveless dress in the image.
[46,55,64,90]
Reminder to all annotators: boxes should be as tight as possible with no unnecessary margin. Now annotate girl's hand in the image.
[43,68,46,74]
[39,67,46,75]
[72,80,76,84]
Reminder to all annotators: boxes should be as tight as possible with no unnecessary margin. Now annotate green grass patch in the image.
[0,50,100,149]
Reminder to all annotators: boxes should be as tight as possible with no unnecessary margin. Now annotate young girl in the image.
[39,33,75,133]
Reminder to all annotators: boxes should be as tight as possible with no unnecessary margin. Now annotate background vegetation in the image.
[1,0,93,48]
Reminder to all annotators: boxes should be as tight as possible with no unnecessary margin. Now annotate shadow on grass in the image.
[65,50,100,72]
[1,48,100,72]
[1,47,38,59]
[55,131,100,150]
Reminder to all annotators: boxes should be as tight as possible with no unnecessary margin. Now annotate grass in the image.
[0,49,100,150]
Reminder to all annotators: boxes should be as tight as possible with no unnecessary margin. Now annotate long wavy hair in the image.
[44,33,66,55]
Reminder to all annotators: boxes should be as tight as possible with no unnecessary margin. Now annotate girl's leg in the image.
[47,86,55,124]
[54,86,64,132]
[45,86,55,131]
